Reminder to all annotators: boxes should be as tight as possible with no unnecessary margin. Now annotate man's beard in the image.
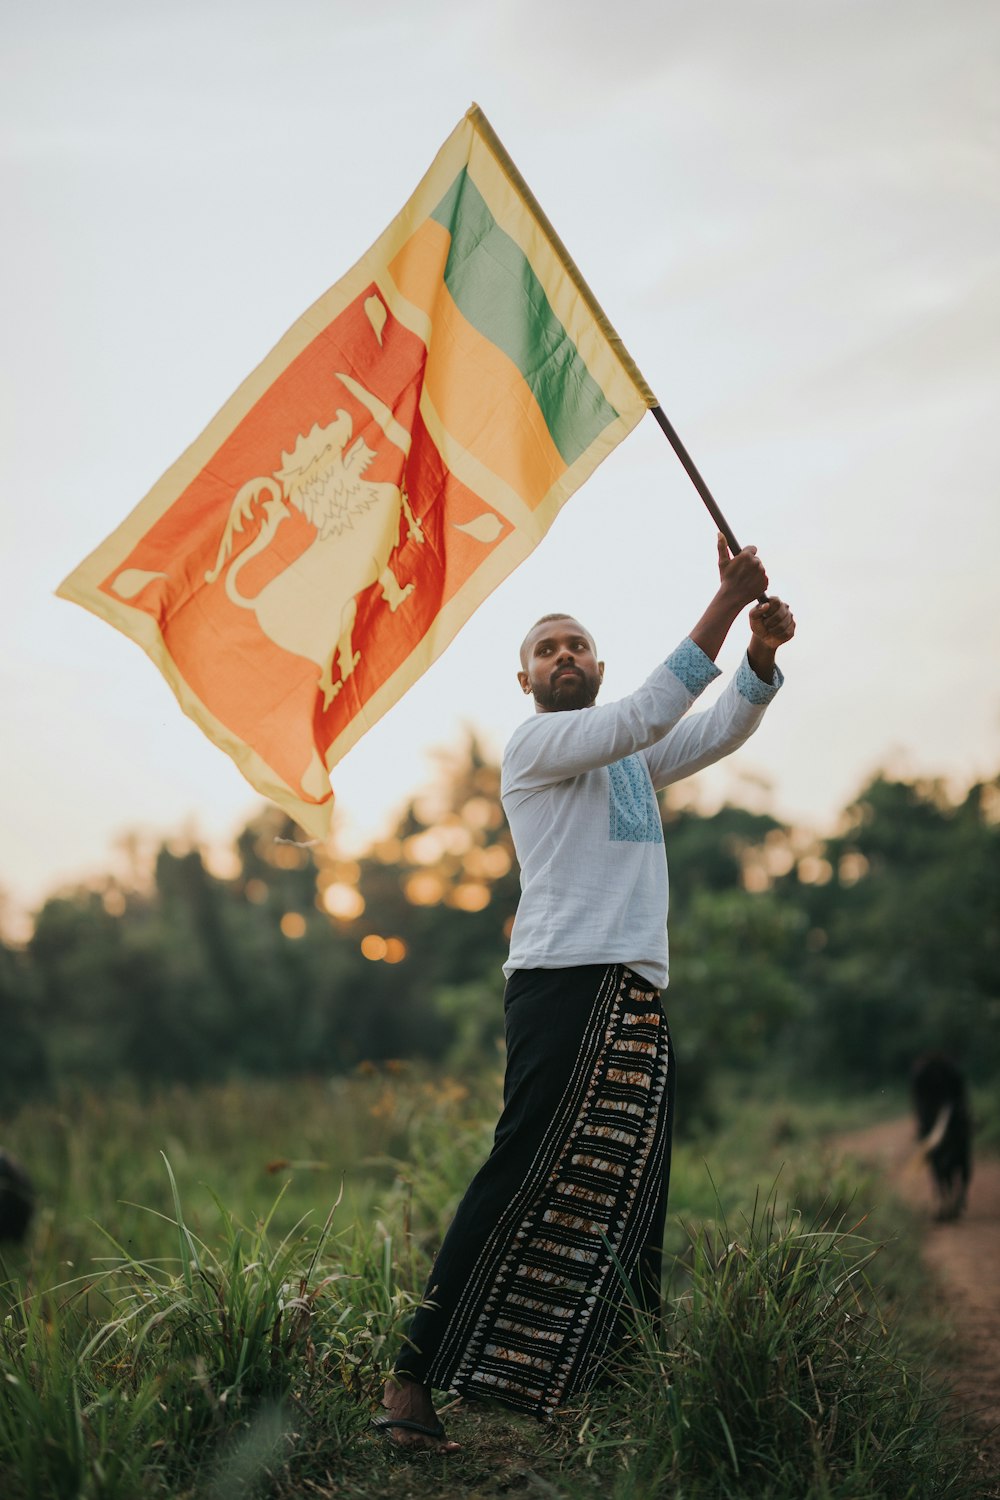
[531,665,600,713]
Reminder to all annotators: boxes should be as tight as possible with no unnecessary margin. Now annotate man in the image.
[374,536,795,1451]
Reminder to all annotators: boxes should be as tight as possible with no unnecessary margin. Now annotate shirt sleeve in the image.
[502,639,719,792]
[642,651,784,791]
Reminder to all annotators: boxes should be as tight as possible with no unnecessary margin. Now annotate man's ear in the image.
[598,661,605,683]
[517,669,531,695]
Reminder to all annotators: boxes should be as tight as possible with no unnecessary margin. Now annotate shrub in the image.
[577,1194,976,1499]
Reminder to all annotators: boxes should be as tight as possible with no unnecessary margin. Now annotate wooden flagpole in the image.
[650,404,768,604]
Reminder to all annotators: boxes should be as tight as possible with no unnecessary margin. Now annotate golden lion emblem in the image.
[205,372,423,707]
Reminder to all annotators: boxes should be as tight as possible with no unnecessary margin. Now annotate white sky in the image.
[2,0,999,925]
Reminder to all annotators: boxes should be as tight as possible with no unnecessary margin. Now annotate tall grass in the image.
[0,1151,425,1497]
[0,1293,163,1500]
[2,1075,429,1271]
[577,1193,970,1499]
[0,1071,983,1499]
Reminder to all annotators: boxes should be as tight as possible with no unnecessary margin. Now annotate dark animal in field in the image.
[910,1054,971,1221]
[0,1151,35,1243]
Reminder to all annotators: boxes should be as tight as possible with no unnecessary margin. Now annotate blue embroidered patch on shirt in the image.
[609,756,663,843]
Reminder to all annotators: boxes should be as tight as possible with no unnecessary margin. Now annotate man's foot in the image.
[375,1376,461,1454]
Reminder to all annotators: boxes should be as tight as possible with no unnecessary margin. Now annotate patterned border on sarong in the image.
[425,964,670,1414]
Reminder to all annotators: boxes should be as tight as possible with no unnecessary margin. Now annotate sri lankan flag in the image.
[58,105,657,835]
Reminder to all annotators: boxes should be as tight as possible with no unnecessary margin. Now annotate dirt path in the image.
[835,1117,1000,1490]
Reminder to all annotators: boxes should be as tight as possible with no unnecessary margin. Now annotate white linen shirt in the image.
[500,638,783,989]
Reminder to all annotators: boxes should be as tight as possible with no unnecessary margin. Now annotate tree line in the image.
[3,740,997,1118]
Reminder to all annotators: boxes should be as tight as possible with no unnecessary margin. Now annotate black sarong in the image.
[394,963,675,1416]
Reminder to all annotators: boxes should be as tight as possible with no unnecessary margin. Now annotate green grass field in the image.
[0,1070,981,1499]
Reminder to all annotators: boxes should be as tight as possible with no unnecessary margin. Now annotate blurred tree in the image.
[0,940,48,1111]
[666,888,808,1128]
[782,774,1000,1085]
[351,734,519,1063]
[5,757,997,1107]
[29,891,134,1077]
[661,803,783,912]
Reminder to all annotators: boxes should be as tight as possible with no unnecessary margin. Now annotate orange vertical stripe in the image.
[389,222,568,510]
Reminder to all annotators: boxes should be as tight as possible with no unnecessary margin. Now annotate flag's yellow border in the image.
[57,106,654,835]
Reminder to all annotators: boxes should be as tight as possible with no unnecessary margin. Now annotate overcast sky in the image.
[3,0,998,929]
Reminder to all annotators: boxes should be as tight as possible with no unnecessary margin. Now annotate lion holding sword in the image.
[205,364,424,708]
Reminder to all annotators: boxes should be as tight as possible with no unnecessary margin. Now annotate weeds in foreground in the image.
[0,1293,163,1500]
[88,1157,355,1408]
[0,1158,420,1498]
[577,1192,975,1499]
[0,1078,985,1499]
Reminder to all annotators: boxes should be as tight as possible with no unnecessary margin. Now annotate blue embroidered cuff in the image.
[665,638,722,697]
[735,653,784,704]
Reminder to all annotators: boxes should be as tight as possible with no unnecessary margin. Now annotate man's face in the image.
[518,617,604,713]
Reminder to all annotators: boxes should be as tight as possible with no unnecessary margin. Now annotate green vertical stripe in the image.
[431,169,618,465]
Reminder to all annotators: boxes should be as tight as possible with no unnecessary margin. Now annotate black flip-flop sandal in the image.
[370,1412,451,1446]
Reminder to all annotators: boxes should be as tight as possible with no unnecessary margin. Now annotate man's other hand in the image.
[749,597,796,652]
